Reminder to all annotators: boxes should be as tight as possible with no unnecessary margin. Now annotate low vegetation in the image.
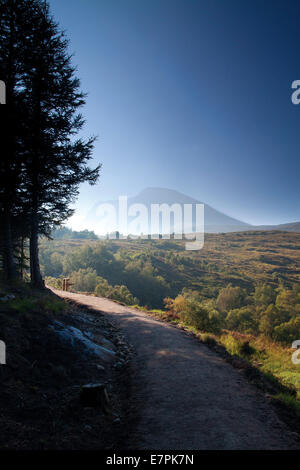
[42,231,300,415]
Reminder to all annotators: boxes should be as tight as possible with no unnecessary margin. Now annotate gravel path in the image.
[51,288,298,450]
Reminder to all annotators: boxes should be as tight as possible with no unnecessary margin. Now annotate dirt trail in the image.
[51,288,298,450]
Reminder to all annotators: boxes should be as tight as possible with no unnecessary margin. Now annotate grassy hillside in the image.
[41,230,300,303]
[40,230,300,409]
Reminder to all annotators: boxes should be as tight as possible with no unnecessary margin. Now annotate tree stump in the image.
[80,383,110,413]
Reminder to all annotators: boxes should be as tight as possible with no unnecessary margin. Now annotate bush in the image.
[200,333,217,347]
[45,276,63,289]
[94,278,111,297]
[226,306,258,334]
[165,295,222,334]
[254,284,276,307]
[221,334,254,357]
[70,268,100,292]
[216,285,247,313]
[95,280,138,305]
[273,316,300,345]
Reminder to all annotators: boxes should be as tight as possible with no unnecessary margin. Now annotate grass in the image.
[250,336,300,397]
[7,294,66,315]
[273,393,300,418]
[0,280,67,316]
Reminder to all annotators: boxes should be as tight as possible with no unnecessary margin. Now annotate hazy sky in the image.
[49,0,300,227]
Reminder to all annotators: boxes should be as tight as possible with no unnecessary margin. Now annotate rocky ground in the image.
[0,287,135,449]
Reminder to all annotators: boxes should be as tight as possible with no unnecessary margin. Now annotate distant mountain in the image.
[253,221,300,233]
[85,187,251,235]
[84,187,300,235]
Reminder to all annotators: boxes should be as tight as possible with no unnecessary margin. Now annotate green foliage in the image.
[52,227,98,240]
[8,297,38,314]
[70,268,100,292]
[226,306,258,334]
[39,232,300,341]
[94,277,111,297]
[40,241,173,308]
[275,287,300,316]
[45,276,63,289]
[220,334,255,358]
[254,284,276,306]
[166,281,300,345]
[216,285,247,313]
[36,234,300,413]
[273,317,300,345]
[200,333,217,347]
[258,304,286,337]
[8,294,65,314]
[94,279,138,305]
[164,292,223,334]
[40,251,64,277]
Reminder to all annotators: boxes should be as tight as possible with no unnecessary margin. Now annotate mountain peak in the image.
[86,187,251,233]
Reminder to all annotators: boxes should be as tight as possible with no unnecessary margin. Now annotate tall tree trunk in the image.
[30,209,43,288]
[0,8,17,281]
[20,235,24,279]
[2,204,17,281]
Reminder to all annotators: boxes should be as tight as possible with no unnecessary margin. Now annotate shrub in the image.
[273,316,300,345]
[216,285,247,313]
[200,333,217,347]
[95,280,138,306]
[226,305,258,334]
[45,276,63,289]
[163,295,185,319]
[164,293,223,334]
[254,284,276,307]
[70,268,100,292]
[221,334,255,357]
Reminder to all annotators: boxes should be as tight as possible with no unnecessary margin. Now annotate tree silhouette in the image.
[0,0,100,286]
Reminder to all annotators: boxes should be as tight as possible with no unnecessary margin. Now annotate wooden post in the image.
[62,278,72,291]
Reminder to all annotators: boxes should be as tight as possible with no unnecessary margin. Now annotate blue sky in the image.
[49,0,300,227]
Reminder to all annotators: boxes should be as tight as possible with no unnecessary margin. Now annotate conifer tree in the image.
[0,0,100,286]
[0,0,29,280]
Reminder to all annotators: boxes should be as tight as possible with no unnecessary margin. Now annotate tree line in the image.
[41,238,300,344]
[164,284,300,345]
[0,0,100,287]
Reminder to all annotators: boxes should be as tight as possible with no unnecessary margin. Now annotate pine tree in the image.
[22,0,100,287]
[0,0,29,280]
[0,0,100,286]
